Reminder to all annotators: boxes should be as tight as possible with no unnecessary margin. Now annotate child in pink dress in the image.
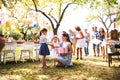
[51,35,60,66]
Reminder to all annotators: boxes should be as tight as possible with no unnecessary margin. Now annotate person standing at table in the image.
[39,28,50,68]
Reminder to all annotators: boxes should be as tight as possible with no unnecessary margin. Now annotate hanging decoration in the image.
[0,20,1,24]
[33,23,37,28]
[5,21,10,27]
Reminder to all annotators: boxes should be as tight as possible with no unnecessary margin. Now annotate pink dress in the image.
[51,43,60,58]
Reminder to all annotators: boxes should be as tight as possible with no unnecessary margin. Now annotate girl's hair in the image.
[99,27,105,33]
[101,28,105,33]
[62,32,72,44]
[51,35,60,42]
[40,28,48,36]
[75,26,81,31]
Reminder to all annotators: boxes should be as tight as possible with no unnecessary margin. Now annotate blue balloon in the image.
[33,24,37,28]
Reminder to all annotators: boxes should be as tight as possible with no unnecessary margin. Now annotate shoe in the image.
[42,66,49,69]
[97,55,99,57]
[80,57,82,60]
[56,65,64,67]
[65,65,73,68]
[76,58,79,60]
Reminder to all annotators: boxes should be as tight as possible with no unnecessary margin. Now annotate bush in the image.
[9,32,22,40]
[27,33,33,40]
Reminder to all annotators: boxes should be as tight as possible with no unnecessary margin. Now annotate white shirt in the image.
[40,35,48,43]
[62,41,70,48]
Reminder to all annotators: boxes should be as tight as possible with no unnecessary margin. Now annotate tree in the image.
[1,0,91,35]
[1,0,17,8]
[30,0,77,35]
[86,0,120,37]
[0,0,40,40]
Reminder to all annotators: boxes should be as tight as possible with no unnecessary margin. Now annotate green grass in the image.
[0,56,120,80]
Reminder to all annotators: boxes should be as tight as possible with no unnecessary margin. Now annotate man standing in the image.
[91,26,100,57]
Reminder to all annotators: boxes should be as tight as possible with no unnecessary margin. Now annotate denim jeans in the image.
[84,41,89,56]
[93,43,99,54]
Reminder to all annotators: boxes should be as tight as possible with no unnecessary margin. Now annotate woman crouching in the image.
[55,32,73,67]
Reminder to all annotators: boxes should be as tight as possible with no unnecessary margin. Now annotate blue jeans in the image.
[57,54,72,66]
[84,41,89,56]
[93,43,99,54]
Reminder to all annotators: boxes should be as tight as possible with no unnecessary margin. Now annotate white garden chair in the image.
[34,42,40,61]
[20,42,34,62]
[3,42,17,64]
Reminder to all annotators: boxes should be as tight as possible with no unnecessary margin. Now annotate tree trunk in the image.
[53,28,58,35]
[106,29,109,40]
[32,0,73,36]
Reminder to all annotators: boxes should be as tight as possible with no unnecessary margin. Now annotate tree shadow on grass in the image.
[0,59,120,80]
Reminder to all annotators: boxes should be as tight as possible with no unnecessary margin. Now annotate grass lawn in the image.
[0,55,120,80]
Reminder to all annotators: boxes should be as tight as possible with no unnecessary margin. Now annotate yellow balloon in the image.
[5,21,10,27]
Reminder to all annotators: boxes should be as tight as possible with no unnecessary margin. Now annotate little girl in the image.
[51,35,60,66]
[39,28,50,68]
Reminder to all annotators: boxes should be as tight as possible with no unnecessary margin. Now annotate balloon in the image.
[5,21,10,27]
[0,20,1,24]
[33,24,37,28]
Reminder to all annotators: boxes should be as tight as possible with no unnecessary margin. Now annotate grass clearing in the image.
[0,55,120,80]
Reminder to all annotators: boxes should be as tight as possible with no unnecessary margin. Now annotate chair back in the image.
[22,42,34,50]
[4,42,17,51]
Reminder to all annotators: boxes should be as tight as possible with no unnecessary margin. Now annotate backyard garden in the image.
[0,0,120,80]
[0,55,120,80]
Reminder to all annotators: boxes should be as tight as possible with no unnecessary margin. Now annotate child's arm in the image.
[47,42,54,47]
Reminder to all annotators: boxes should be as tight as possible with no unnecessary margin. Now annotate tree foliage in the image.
[30,0,78,35]
[1,0,120,37]
[85,0,120,34]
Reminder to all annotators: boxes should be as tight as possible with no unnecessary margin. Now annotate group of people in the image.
[39,26,106,68]
[68,26,106,59]
[91,26,106,58]
[0,26,106,68]
[39,28,73,68]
